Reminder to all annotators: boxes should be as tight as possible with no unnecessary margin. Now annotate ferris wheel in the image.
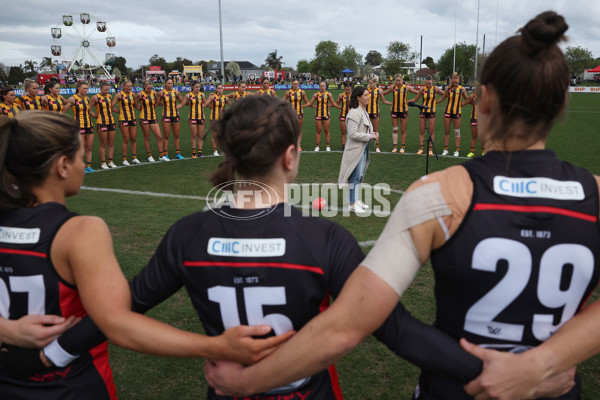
[50,13,116,79]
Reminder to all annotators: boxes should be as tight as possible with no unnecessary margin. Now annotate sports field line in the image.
[358,240,377,247]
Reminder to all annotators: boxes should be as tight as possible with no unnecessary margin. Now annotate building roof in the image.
[207,61,261,70]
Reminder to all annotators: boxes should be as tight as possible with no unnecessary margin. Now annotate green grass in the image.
[65,92,600,399]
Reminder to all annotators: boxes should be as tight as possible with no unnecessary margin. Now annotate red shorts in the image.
[97,123,116,132]
[391,111,408,119]
[163,116,180,123]
[120,120,137,127]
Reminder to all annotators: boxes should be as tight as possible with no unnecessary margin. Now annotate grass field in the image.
[65,91,600,399]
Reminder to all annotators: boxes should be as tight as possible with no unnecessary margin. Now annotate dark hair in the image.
[0,87,14,102]
[480,11,569,145]
[0,111,81,210]
[44,81,59,95]
[99,81,110,89]
[349,85,367,109]
[343,82,352,88]
[425,75,433,81]
[76,81,88,92]
[210,96,300,187]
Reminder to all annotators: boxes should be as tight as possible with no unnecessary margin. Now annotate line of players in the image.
[0,74,482,173]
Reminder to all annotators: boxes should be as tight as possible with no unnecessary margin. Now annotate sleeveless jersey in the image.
[15,94,41,111]
[71,94,92,129]
[188,92,205,120]
[339,94,350,118]
[287,89,304,115]
[367,87,381,114]
[422,151,600,400]
[162,89,179,118]
[45,94,64,113]
[139,90,157,121]
[0,103,19,118]
[0,203,117,400]
[118,91,136,121]
[258,88,275,96]
[315,91,330,118]
[421,87,437,113]
[130,204,367,400]
[444,85,464,115]
[234,91,247,101]
[470,94,478,120]
[391,85,408,113]
[210,94,226,120]
[95,93,115,125]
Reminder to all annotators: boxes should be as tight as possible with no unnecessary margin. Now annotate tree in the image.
[423,56,436,70]
[340,45,362,73]
[225,61,241,79]
[171,57,194,73]
[297,59,311,73]
[107,56,129,76]
[311,40,343,78]
[8,65,26,85]
[148,54,168,71]
[381,41,411,77]
[40,57,54,71]
[265,50,284,70]
[23,60,38,74]
[0,63,8,83]
[194,60,209,75]
[365,50,383,66]
[564,46,595,76]
[437,42,478,81]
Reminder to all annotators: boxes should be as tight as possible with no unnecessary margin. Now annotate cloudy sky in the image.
[1,0,599,71]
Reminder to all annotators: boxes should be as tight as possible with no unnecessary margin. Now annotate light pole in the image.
[219,0,225,82]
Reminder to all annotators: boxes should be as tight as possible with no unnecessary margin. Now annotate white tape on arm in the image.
[43,339,79,367]
[362,182,451,296]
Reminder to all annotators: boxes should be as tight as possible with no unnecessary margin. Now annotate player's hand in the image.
[219,325,295,365]
[2,315,80,348]
[532,366,575,398]
[0,345,54,379]
[205,359,253,397]
[371,132,379,141]
[461,338,553,400]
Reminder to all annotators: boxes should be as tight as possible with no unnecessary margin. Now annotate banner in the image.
[569,86,600,93]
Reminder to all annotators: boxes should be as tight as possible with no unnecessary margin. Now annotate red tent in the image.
[588,65,600,73]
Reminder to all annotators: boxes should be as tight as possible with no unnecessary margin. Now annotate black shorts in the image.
[120,120,137,127]
[162,116,180,123]
[141,119,158,125]
[444,112,461,119]
[471,118,478,126]
[97,123,116,132]
[315,116,330,121]
[296,113,304,120]
[391,111,408,119]
[420,112,436,119]
[368,112,379,119]
[79,127,94,134]
[189,118,205,125]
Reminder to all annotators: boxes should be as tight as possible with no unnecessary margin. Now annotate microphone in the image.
[408,102,428,111]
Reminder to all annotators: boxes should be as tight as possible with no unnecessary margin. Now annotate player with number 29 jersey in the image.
[408,150,600,399]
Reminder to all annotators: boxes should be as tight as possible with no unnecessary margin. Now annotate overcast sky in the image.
[1,0,599,71]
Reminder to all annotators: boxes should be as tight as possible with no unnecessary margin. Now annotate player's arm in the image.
[302,94,316,108]
[175,90,184,103]
[408,86,420,95]
[87,100,97,118]
[461,87,469,99]
[40,95,48,108]
[202,94,214,108]
[407,89,422,104]
[55,216,290,362]
[88,95,98,110]
[64,96,75,110]
[329,93,341,109]
[176,94,189,110]
[436,89,447,104]
[460,94,473,107]
[301,91,309,104]
[462,298,600,399]
[110,92,120,113]
[380,91,392,105]
[133,93,142,111]
[0,315,79,348]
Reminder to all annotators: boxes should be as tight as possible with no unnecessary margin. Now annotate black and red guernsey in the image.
[0,202,116,400]
[421,150,600,400]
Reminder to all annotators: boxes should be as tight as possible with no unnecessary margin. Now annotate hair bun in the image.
[519,11,568,54]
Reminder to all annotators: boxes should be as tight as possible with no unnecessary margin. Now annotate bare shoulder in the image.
[59,215,110,241]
